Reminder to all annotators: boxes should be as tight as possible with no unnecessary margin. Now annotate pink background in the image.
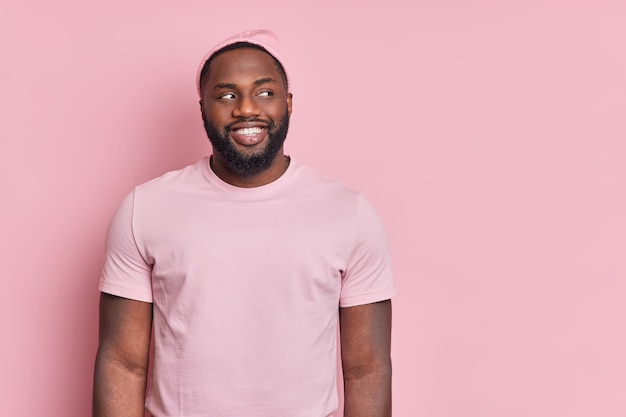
[2,1,625,416]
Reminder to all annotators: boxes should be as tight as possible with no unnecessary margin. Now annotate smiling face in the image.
[200,47,293,186]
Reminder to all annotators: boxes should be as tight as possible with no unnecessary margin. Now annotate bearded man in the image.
[93,29,396,417]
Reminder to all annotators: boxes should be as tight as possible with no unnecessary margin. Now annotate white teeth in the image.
[235,127,263,136]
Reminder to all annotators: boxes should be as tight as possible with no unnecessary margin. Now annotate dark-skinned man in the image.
[93,29,396,417]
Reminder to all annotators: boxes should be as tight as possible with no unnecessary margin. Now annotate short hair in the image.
[198,42,289,95]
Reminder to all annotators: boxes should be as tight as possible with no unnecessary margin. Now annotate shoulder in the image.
[132,158,209,201]
[290,159,361,202]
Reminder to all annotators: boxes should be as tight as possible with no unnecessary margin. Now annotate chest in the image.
[137,196,355,302]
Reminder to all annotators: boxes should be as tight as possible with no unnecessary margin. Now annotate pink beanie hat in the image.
[196,29,290,97]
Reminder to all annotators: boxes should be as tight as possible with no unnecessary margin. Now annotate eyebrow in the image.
[253,77,277,86]
[213,77,277,90]
[213,82,237,90]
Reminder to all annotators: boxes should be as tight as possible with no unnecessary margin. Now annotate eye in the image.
[257,90,273,97]
[218,93,236,100]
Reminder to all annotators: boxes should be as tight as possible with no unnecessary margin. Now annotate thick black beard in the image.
[203,111,290,177]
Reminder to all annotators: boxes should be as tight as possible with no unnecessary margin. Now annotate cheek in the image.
[265,102,288,119]
[204,106,230,126]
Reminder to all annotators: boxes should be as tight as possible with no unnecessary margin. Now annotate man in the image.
[93,29,396,417]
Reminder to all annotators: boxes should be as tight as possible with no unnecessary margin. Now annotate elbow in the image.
[95,347,150,379]
[343,357,392,382]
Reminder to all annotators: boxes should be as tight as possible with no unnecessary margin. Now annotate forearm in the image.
[343,362,392,417]
[93,353,149,417]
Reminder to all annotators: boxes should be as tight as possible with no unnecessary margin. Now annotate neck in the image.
[210,151,290,188]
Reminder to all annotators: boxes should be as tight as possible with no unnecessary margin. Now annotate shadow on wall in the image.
[124,85,210,184]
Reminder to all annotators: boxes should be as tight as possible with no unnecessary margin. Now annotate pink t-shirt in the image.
[100,157,396,417]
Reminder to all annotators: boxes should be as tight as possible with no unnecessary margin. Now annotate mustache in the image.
[225,118,272,131]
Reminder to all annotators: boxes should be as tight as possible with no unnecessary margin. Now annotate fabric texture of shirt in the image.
[100,156,396,417]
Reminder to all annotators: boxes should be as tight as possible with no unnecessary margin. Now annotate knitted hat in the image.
[196,29,289,97]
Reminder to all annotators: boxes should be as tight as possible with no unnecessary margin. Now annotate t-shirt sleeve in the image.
[339,194,397,308]
[99,190,153,303]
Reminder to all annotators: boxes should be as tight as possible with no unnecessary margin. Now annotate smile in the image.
[229,125,267,146]
[233,126,264,136]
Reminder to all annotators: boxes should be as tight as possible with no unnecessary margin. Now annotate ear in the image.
[286,93,293,116]
[199,99,204,112]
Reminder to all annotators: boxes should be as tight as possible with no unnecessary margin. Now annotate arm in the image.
[340,299,392,417]
[93,292,153,417]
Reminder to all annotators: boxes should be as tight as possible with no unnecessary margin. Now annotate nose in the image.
[232,94,261,118]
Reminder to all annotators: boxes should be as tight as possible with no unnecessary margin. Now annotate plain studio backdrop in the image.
[1,1,625,416]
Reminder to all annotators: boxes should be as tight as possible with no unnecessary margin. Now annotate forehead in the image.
[207,48,282,86]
